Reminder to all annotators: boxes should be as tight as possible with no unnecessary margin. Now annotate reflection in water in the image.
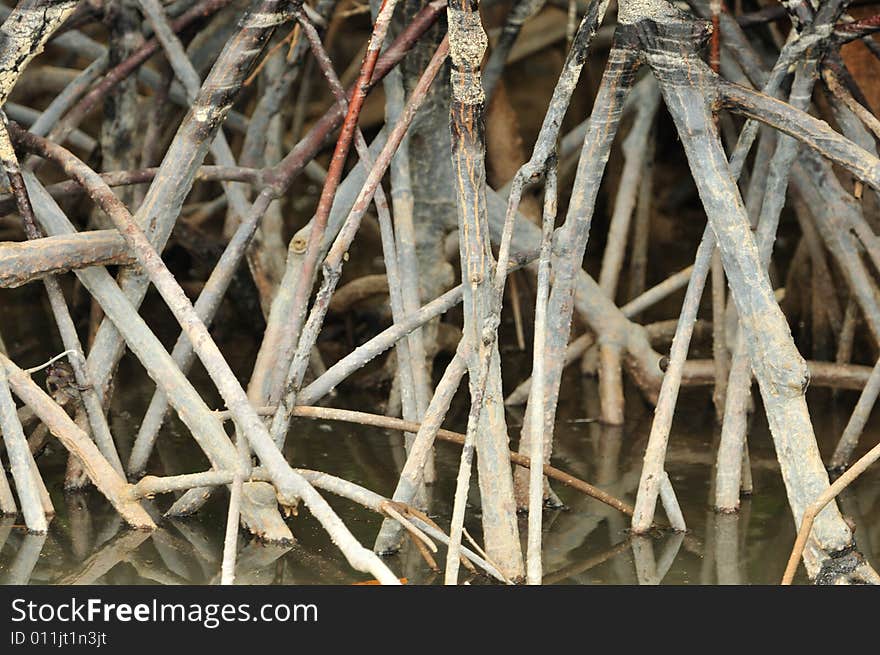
[632,533,684,585]
[59,529,151,585]
[4,531,45,585]
[709,515,741,585]
[1,371,879,585]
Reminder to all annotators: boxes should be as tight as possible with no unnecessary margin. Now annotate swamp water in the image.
[1,324,878,584]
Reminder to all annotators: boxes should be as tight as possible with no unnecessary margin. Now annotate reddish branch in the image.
[44,0,235,146]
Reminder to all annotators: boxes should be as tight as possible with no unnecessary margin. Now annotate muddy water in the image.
[1,316,878,584]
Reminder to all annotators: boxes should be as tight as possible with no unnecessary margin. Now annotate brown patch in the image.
[841,8,880,114]
[352,578,408,585]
